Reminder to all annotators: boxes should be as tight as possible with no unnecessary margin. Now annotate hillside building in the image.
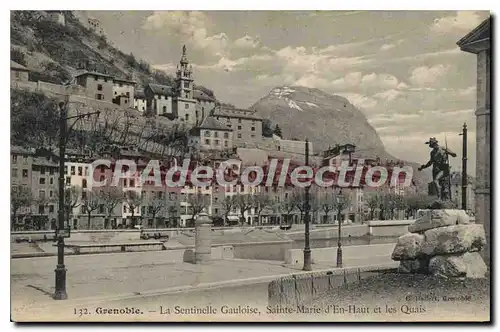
[189,116,234,152]
[45,10,66,26]
[144,46,217,124]
[112,77,136,108]
[87,17,106,37]
[212,106,263,147]
[273,135,313,155]
[144,83,174,117]
[134,89,147,113]
[11,61,29,82]
[75,71,114,102]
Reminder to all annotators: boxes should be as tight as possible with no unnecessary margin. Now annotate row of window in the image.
[204,131,230,138]
[12,168,29,178]
[65,165,89,176]
[203,139,229,147]
[11,155,29,164]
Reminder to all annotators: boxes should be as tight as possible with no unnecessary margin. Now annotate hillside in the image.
[251,86,391,158]
[10,11,215,97]
[251,86,431,187]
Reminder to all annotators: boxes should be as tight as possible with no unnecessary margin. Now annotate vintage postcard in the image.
[10,10,491,322]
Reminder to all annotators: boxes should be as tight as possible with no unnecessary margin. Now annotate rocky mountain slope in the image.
[10,11,215,97]
[251,86,431,187]
[251,86,391,159]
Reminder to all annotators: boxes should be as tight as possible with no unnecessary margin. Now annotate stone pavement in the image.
[11,251,396,322]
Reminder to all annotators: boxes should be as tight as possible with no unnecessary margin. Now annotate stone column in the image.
[475,49,491,266]
[194,212,212,264]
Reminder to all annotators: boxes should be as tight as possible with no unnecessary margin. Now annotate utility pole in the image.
[53,101,68,300]
[303,139,312,271]
[53,95,100,300]
[459,123,468,210]
[336,188,343,268]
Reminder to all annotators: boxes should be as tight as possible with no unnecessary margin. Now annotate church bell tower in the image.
[175,45,194,99]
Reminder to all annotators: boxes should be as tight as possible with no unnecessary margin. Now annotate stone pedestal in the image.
[194,212,212,264]
[392,209,487,278]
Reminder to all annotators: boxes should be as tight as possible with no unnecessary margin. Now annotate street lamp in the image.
[336,188,345,268]
[303,139,312,271]
[53,97,100,300]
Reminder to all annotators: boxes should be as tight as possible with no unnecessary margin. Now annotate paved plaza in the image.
[11,250,396,321]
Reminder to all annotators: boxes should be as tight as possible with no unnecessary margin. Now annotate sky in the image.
[85,10,490,173]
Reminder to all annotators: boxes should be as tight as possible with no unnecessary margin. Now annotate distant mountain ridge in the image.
[251,86,392,159]
[250,86,431,188]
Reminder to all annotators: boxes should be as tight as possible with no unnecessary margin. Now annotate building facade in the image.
[212,106,263,147]
[191,116,234,152]
[75,71,114,102]
[450,172,475,213]
[457,17,491,265]
[134,89,147,113]
[11,61,29,82]
[112,78,136,108]
[144,84,175,117]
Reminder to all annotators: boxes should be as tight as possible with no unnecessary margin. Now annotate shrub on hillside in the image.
[11,49,27,66]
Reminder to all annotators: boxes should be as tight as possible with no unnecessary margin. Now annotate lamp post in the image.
[459,123,468,211]
[303,139,312,271]
[53,97,100,300]
[336,188,344,268]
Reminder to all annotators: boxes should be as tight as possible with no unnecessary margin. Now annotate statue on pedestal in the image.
[418,137,457,201]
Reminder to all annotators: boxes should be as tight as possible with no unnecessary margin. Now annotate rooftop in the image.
[113,77,137,85]
[11,61,29,72]
[11,146,34,155]
[134,89,146,99]
[457,17,491,53]
[147,83,174,96]
[198,116,233,132]
[75,71,114,79]
[193,89,216,102]
[213,106,263,120]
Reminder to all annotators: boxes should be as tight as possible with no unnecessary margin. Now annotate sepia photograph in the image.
[9,9,491,323]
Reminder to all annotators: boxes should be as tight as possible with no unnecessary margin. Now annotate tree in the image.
[234,194,254,225]
[381,193,404,220]
[11,48,27,66]
[64,186,82,225]
[221,195,236,225]
[143,191,166,228]
[166,201,179,228]
[319,192,336,224]
[366,192,381,220]
[81,188,101,229]
[282,191,299,225]
[332,191,350,223]
[404,193,435,219]
[262,119,274,137]
[274,124,283,138]
[98,185,123,229]
[11,185,32,229]
[253,192,272,225]
[186,192,209,227]
[124,190,143,227]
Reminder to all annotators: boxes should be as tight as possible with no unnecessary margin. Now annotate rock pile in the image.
[392,209,486,278]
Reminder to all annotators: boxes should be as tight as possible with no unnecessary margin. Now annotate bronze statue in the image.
[418,137,457,200]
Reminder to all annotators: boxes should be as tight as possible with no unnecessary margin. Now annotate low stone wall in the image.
[68,241,164,254]
[367,220,415,237]
[268,265,397,307]
[12,230,142,243]
[286,225,368,241]
[284,243,396,265]
[232,240,293,261]
[183,245,235,263]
